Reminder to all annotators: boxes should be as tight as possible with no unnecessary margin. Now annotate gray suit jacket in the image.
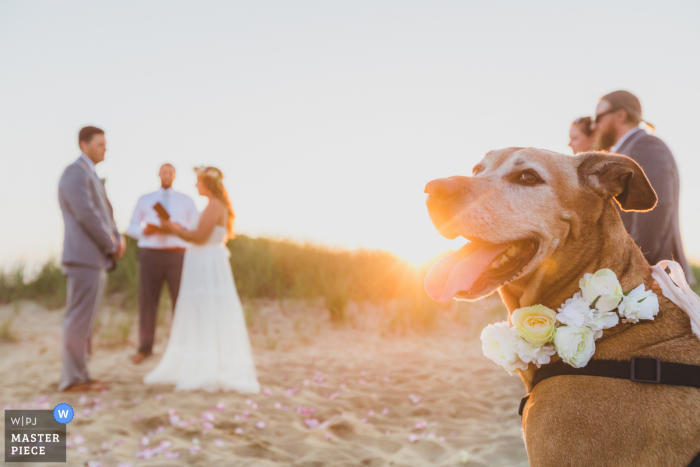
[58,157,121,270]
[616,129,696,285]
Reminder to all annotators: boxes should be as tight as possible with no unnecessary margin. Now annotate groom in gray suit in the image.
[58,126,125,392]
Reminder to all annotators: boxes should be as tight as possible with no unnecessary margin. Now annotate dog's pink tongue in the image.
[424,242,511,302]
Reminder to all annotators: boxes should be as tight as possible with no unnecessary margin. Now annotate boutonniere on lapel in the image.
[481,269,660,372]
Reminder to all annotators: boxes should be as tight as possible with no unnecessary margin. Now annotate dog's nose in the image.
[424,177,461,203]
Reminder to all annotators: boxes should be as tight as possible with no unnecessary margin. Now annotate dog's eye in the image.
[516,171,541,185]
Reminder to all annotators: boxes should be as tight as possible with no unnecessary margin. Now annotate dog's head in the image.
[423,147,657,302]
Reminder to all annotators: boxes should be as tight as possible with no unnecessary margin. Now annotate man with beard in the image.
[126,164,198,364]
[591,90,695,285]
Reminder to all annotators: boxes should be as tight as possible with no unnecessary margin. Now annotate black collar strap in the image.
[519,357,700,417]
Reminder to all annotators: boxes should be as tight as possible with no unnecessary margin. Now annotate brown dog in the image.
[424,148,700,466]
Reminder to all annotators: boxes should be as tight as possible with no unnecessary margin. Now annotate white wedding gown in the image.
[144,225,260,393]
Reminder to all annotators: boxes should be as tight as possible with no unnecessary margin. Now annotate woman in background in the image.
[144,166,259,393]
[568,116,596,154]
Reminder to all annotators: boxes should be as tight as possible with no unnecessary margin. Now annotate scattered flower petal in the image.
[255,420,266,429]
[415,420,427,430]
[214,439,226,446]
[262,388,273,396]
[215,401,227,411]
[304,418,320,430]
[459,450,470,464]
[189,445,201,455]
[164,452,180,459]
[234,428,244,435]
[408,394,422,404]
[408,434,420,443]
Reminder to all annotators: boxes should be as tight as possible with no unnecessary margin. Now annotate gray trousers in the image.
[138,248,185,355]
[59,266,107,390]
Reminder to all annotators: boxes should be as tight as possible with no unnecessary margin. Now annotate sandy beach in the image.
[1,299,528,467]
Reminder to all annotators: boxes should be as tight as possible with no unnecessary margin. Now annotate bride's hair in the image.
[194,166,235,238]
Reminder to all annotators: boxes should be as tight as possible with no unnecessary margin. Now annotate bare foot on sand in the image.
[130,353,149,364]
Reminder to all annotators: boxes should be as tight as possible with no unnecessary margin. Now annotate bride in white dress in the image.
[144,166,260,393]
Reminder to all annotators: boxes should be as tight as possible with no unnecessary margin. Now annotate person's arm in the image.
[125,197,146,240]
[161,199,223,244]
[59,165,118,255]
[627,137,675,262]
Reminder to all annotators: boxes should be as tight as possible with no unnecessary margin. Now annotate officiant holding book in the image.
[126,164,198,364]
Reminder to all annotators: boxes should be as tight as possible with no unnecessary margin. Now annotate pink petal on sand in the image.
[156,425,164,434]
[169,415,181,426]
[324,433,333,440]
[200,411,215,422]
[189,445,201,455]
[132,414,141,421]
[408,394,422,404]
[381,408,389,415]
[284,387,299,396]
[202,421,213,430]
[251,402,259,410]
[101,442,111,450]
[140,436,149,446]
[215,401,227,411]
[255,420,266,429]
[159,440,172,449]
[86,462,102,467]
[415,420,427,430]
[367,410,375,417]
[262,388,273,396]
[358,379,367,385]
[214,439,226,446]
[408,434,420,443]
[155,394,163,401]
[328,392,341,401]
[234,428,244,435]
[304,418,320,430]
[78,395,89,405]
[67,441,75,449]
[77,446,88,454]
[73,435,85,445]
[385,430,391,436]
[82,409,92,416]
[117,463,134,467]
[164,452,180,459]
[313,374,326,384]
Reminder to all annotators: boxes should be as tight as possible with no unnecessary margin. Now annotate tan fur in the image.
[427,148,700,466]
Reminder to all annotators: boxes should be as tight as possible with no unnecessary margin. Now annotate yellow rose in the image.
[511,305,557,346]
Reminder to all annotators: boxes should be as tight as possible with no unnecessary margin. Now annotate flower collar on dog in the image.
[481,268,660,372]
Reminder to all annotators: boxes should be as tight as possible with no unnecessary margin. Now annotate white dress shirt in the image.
[611,127,644,153]
[126,188,198,249]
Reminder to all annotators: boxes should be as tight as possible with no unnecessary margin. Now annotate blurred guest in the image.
[591,90,695,285]
[58,126,125,392]
[568,116,595,154]
[126,164,198,364]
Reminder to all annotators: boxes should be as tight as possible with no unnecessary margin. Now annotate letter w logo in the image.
[58,410,69,418]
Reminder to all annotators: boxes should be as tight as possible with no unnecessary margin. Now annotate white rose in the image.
[554,325,596,368]
[617,284,659,324]
[516,340,556,368]
[481,322,528,374]
[579,268,623,312]
[557,292,619,335]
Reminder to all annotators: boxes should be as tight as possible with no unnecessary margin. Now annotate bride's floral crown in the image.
[481,268,659,371]
[194,166,224,185]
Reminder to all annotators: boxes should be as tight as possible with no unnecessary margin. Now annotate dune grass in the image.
[1,235,697,328]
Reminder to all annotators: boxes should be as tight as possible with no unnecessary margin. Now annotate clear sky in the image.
[1,1,699,267]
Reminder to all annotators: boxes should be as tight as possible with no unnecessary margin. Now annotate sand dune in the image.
[0,300,528,466]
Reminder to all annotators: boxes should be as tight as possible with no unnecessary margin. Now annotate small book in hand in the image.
[153,202,170,220]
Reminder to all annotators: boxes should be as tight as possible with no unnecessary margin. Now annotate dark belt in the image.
[519,357,700,466]
[519,357,700,417]
[142,248,186,253]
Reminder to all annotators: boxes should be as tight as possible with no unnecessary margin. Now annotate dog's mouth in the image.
[424,238,539,302]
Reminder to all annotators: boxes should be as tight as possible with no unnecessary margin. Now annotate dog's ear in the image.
[576,152,657,212]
